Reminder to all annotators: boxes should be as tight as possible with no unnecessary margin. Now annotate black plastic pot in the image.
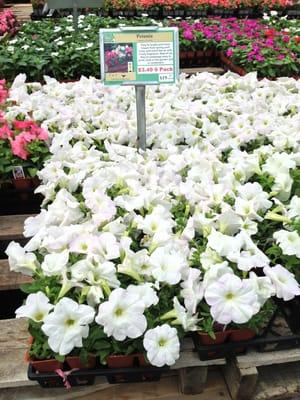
[237,8,254,18]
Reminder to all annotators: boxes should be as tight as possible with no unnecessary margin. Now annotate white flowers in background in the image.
[143,325,180,367]
[16,292,53,322]
[42,297,95,355]
[5,241,39,276]
[95,288,147,340]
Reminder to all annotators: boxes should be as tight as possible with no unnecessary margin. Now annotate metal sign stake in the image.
[72,0,79,32]
[135,85,146,151]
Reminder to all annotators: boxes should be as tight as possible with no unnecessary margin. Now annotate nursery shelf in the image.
[0,214,34,241]
[0,259,32,291]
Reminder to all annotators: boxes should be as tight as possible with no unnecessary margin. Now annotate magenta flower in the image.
[226,49,234,57]
[183,29,194,41]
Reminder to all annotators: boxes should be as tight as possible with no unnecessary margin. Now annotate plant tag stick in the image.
[12,166,25,179]
[135,85,146,151]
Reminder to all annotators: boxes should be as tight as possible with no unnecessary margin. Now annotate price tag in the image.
[99,27,179,86]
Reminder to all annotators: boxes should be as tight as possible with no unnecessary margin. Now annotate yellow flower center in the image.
[158,338,167,347]
[225,292,234,300]
[114,307,124,317]
[34,312,44,322]
[65,319,75,327]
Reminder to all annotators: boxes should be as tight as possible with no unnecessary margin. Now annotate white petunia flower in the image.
[273,230,300,258]
[161,297,199,331]
[205,273,260,324]
[42,297,95,355]
[143,325,180,367]
[149,246,186,285]
[127,283,159,308]
[5,241,39,276]
[16,292,53,322]
[287,196,300,221]
[41,250,69,276]
[180,268,204,314]
[207,229,243,260]
[264,265,300,301]
[92,232,120,261]
[249,272,275,306]
[95,288,147,340]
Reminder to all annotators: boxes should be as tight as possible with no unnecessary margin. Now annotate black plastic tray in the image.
[28,363,169,388]
[192,332,300,361]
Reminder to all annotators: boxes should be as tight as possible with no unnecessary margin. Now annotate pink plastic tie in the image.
[54,368,79,389]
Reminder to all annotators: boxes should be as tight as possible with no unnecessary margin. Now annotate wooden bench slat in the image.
[237,348,300,369]
[0,259,33,291]
[0,214,33,241]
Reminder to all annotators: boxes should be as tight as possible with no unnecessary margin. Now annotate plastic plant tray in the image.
[28,363,169,388]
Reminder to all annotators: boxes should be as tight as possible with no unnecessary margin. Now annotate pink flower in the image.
[255,54,265,62]
[13,120,35,130]
[282,35,290,43]
[226,48,234,57]
[0,123,12,139]
[10,134,29,160]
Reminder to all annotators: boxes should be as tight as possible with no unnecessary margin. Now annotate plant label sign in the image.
[99,27,179,86]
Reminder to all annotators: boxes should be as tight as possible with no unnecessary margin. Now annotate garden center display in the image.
[0,2,299,392]
[2,71,299,375]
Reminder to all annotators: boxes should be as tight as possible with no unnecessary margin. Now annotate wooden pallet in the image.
[0,259,32,290]
[11,3,32,23]
[0,214,32,242]
[223,348,300,400]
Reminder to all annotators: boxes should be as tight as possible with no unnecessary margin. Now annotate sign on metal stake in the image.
[99,26,179,150]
